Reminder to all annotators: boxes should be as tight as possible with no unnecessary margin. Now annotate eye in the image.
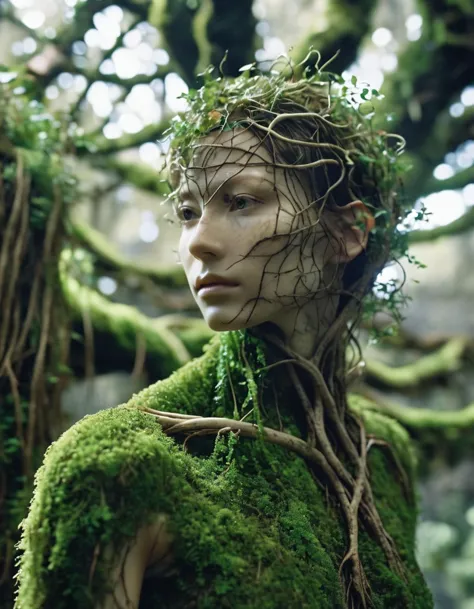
[174,198,198,224]
[227,194,261,211]
[175,193,261,225]
[175,206,195,224]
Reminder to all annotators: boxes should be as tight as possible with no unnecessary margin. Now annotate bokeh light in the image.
[164,73,189,113]
[98,276,118,296]
[372,27,392,47]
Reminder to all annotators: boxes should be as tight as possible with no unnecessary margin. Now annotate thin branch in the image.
[88,157,169,195]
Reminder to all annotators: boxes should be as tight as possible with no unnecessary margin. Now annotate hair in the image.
[164,56,412,609]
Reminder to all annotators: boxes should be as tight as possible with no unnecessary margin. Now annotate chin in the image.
[205,316,246,333]
[205,312,279,336]
[202,307,254,332]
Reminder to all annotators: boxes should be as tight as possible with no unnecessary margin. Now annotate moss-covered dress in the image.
[14,329,433,609]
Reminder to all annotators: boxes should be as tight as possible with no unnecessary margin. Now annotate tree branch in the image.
[95,158,170,195]
[349,390,474,475]
[419,165,474,198]
[70,221,187,288]
[402,105,474,202]
[364,338,469,388]
[149,0,257,86]
[60,249,214,378]
[377,1,474,151]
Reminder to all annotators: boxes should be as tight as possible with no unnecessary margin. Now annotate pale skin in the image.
[96,128,373,606]
[176,128,372,360]
[96,514,174,609]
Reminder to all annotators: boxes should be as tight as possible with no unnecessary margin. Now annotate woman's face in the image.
[175,128,366,353]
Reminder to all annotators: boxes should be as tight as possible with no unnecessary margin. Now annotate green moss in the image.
[14,330,433,609]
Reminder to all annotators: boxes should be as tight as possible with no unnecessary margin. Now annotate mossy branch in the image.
[92,157,170,196]
[60,249,215,377]
[402,105,474,203]
[376,1,473,150]
[361,317,458,352]
[149,0,257,85]
[70,220,188,288]
[149,0,200,85]
[83,67,172,89]
[364,338,468,388]
[349,391,474,474]
[418,165,474,199]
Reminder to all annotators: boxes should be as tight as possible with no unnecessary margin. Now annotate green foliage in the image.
[0,68,79,228]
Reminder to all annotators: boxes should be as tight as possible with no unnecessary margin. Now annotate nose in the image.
[187,215,226,261]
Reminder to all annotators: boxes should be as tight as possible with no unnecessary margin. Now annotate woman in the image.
[14,60,433,609]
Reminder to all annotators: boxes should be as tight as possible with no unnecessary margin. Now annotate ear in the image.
[324,200,374,264]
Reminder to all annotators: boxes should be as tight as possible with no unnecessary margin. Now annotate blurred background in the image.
[1,0,474,607]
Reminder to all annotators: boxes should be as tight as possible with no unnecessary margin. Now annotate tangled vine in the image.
[144,52,427,609]
[0,77,76,596]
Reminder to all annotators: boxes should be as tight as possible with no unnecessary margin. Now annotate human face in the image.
[174,128,343,354]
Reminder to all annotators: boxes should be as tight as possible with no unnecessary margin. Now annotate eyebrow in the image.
[177,171,272,203]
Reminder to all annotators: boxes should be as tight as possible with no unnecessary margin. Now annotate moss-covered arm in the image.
[13,406,188,609]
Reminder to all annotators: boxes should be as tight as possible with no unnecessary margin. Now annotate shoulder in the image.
[16,406,191,609]
[125,333,221,416]
[30,405,186,521]
[34,334,224,497]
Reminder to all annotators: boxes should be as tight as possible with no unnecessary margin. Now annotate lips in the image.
[197,282,238,291]
[195,274,239,291]
[201,283,220,288]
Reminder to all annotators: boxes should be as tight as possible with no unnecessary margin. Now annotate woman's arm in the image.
[14,407,182,609]
[97,514,174,609]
